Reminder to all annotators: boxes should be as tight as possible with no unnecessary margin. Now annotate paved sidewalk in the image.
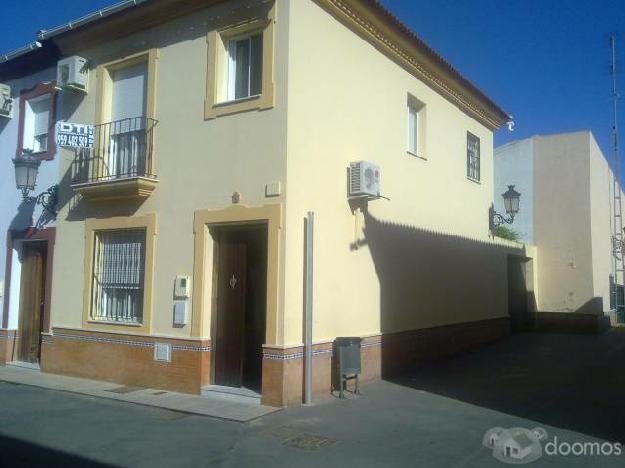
[0,365,279,422]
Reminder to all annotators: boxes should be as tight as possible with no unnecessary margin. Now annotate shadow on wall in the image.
[53,157,147,222]
[9,200,35,231]
[357,210,533,377]
[0,433,118,467]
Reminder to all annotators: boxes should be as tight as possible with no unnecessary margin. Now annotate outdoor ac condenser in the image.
[349,161,380,199]
[0,83,13,118]
[57,56,89,92]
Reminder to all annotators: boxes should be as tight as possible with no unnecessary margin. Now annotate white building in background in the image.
[495,131,619,330]
[0,46,60,348]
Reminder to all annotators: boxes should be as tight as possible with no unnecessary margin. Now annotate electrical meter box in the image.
[174,275,190,298]
[173,301,188,327]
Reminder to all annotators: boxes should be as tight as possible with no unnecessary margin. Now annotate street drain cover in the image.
[105,385,144,394]
[282,433,337,451]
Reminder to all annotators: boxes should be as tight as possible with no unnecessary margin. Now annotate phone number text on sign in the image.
[56,122,95,149]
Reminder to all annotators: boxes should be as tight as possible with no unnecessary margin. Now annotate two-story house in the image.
[1,0,535,406]
[0,43,60,367]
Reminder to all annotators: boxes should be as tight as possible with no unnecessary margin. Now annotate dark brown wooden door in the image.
[17,243,47,363]
[214,235,247,387]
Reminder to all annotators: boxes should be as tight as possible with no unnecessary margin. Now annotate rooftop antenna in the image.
[609,33,625,316]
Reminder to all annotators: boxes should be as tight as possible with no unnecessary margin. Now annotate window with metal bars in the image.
[91,229,146,324]
[467,132,480,181]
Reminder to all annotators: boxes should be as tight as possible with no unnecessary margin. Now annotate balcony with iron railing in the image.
[71,117,158,200]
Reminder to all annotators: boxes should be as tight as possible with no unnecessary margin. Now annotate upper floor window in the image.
[227,33,263,101]
[111,60,147,122]
[16,82,57,160]
[91,51,157,182]
[205,2,276,119]
[24,95,52,153]
[467,132,480,182]
[407,95,426,158]
[408,104,418,154]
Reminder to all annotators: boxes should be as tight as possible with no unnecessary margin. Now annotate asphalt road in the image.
[1,331,624,467]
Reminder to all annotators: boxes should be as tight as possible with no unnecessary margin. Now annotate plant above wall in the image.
[492,225,520,241]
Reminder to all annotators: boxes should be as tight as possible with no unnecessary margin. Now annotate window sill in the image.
[18,148,55,161]
[406,150,427,161]
[88,320,143,327]
[467,176,481,184]
[215,94,262,107]
[206,92,272,119]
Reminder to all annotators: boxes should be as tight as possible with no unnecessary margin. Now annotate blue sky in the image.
[3,1,625,176]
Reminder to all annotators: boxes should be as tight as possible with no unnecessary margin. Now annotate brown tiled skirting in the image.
[534,312,611,334]
[41,328,211,394]
[0,329,17,364]
[261,317,509,407]
[37,318,508,406]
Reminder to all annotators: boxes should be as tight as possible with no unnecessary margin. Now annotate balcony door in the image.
[108,61,148,180]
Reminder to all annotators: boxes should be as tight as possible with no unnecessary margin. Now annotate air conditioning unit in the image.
[0,84,13,118]
[57,56,89,93]
[349,161,380,198]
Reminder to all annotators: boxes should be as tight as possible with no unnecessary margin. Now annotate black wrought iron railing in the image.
[72,117,157,184]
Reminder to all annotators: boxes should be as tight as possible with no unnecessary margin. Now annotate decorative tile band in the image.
[45,332,211,352]
[263,348,333,361]
[362,340,382,348]
[263,339,382,361]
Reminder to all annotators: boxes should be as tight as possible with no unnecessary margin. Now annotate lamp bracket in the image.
[489,204,515,231]
[23,184,58,217]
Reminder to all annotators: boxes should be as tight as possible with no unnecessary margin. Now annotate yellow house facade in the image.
[1,0,535,406]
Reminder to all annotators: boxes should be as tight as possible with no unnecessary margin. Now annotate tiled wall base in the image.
[261,317,509,407]
[41,328,211,394]
[534,312,611,334]
[0,329,17,364]
[37,319,507,406]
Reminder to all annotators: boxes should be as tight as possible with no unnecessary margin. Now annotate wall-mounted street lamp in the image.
[12,155,58,217]
[489,185,521,231]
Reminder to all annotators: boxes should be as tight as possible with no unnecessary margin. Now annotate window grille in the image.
[91,229,146,324]
[467,132,480,181]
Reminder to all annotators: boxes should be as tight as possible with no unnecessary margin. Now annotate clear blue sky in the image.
[2,1,625,176]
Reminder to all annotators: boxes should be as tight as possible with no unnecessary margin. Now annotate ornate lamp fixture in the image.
[12,154,58,216]
[490,185,521,231]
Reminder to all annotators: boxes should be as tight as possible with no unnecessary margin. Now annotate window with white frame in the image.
[407,95,425,157]
[467,132,480,181]
[23,94,51,153]
[91,229,146,324]
[226,33,263,101]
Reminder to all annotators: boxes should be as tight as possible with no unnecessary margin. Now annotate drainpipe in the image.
[304,211,314,405]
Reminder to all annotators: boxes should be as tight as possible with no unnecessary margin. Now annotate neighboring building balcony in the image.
[71,117,158,200]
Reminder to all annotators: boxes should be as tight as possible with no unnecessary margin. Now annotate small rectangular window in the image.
[407,95,425,158]
[91,229,146,324]
[467,132,480,181]
[408,104,418,155]
[227,33,263,101]
[25,96,51,153]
